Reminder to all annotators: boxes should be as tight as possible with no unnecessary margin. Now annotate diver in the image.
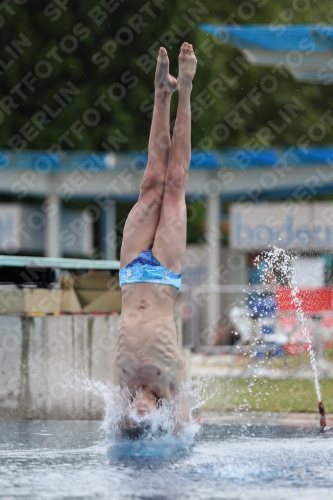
[113,42,197,437]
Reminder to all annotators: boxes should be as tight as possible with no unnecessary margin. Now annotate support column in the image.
[44,193,61,258]
[206,190,221,345]
[230,250,247,307]
[100,200,116,261]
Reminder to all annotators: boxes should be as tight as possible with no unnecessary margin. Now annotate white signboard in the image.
[0,205,22,253]
[60,210,93,256]
[291,258,325,288]
[0,204,93,256]
[231,202,333,250]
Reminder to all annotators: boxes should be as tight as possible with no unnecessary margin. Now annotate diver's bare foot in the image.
[177,42,197,92]
[154,47,177,95]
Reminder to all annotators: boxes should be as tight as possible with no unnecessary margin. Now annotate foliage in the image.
[115,200,206,250]
[2,0,333,153]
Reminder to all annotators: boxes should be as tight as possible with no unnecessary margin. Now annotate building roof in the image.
[2,147,333,201]
[200,24,333,52]
[1,147,333,172]
[200,25,333,84]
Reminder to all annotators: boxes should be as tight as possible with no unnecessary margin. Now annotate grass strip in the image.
[200,377,333,413]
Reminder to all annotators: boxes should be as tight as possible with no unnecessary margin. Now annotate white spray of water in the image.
[102,380,203,442]
[257,247,321,401]
[31,360,205,442]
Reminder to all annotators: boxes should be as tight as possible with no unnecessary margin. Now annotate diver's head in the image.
[120,386,161,439]
[130,386,158,416]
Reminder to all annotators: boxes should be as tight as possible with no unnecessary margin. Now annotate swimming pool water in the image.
[0,421,332,500]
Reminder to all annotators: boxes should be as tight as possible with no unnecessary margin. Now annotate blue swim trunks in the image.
[119,249,181,289]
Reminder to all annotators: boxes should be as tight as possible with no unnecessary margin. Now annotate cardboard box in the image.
[76,290,104,306]
[83,289,122,313]
[0,287,62,313]
[72,273,117,290]
[60,272,121,313]
[60,286,82,313]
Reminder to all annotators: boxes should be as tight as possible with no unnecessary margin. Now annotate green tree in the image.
[2,0,333,153]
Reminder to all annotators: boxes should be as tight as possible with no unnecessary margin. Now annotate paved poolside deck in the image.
[197,410,333,427]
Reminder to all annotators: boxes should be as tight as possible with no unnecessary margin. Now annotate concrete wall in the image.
[0,315,184,420]
[0,315,119,420]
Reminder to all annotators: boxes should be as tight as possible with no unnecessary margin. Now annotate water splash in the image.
[102,379,203,442]
[257,247,322,401]
[30,359,204,443]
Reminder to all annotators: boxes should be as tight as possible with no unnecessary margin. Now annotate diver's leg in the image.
[120,48,177,268]
[152,42,196,272]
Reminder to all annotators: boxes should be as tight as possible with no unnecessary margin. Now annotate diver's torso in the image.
[113,283,185,399]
